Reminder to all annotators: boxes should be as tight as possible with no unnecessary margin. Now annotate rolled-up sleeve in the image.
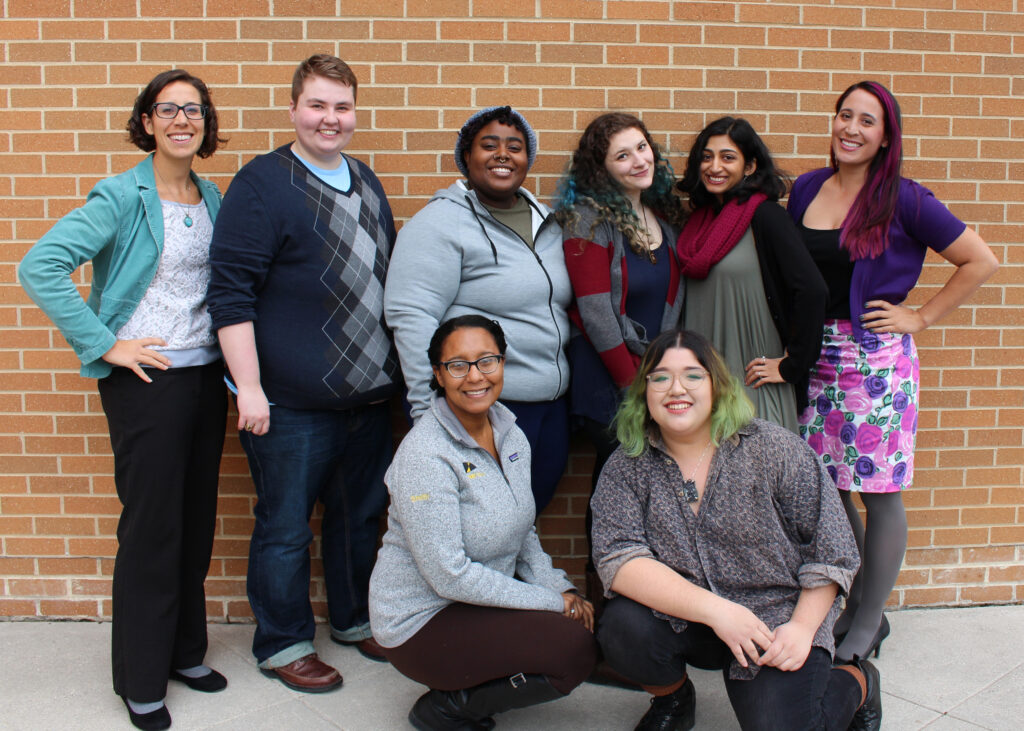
[773,434,860,595]
[590,449,656,595]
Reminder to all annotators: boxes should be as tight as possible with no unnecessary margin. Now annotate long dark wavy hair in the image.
[831,81,904,260]
[676,116,787,212]
[554,112,685,256]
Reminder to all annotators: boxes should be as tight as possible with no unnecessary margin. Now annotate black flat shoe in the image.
[121,697,171,731]
[170,667,228,693]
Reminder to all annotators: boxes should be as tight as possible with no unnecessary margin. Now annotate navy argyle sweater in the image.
[209,145,399,410]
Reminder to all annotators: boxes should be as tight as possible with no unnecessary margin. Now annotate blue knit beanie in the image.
[454,105,538,177]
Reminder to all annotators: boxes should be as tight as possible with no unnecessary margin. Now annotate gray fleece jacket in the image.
[368,394,573,648]
[384,181,572,418]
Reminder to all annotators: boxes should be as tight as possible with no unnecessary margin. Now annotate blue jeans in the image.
[598,596,861,731]
[240,401,392,666]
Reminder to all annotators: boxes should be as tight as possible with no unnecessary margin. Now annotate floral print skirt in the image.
[798,319,919,493]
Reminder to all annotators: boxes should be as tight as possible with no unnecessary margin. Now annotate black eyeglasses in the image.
[438,355,504,378]
[150,102,208,120]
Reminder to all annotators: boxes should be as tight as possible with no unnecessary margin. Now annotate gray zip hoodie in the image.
[384,181,572,418]
[368,394,573,648]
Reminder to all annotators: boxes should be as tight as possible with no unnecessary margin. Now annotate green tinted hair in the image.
[614,329,754,457]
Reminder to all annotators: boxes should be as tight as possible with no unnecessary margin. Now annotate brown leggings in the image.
[382,603,598,695]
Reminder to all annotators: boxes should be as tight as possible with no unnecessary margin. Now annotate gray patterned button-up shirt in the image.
[592,418,859,679]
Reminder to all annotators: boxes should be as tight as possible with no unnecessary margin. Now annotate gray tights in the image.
[834,490,907,661]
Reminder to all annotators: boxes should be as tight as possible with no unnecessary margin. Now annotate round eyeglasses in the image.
[438,355,504,378]
[150,102,208,120]
[646,369,708,392]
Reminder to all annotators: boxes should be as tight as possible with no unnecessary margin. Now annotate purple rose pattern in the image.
[798,320,918,493]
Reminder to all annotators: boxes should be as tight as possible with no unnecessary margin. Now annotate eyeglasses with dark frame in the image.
[438,355,504,378]
[646,368,709,392]
[150,102,208,120]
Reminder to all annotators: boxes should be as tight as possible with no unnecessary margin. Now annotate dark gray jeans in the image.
[597,596,862,731]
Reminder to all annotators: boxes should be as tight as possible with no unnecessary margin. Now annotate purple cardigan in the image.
[787,168,966,341]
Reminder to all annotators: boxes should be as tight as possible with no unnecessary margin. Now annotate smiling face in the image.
[699,134,755,202]
[433,326,504,425]
[141,81,205,164]
[832,88,888,169]
[288,75,357,169]
[604,126,655,199]
[646,347,714,442]
[463,120,529,209]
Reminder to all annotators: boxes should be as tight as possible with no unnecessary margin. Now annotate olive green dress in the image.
[683,228,799,433]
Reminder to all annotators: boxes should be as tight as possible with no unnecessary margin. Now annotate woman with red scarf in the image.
[676,117,827,432]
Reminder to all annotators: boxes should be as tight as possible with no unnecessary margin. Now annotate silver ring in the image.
[570,607,576,615]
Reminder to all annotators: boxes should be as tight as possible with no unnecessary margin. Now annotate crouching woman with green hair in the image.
[591,329,882,731]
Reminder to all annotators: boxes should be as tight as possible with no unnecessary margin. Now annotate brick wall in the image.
[1,1,1022,621]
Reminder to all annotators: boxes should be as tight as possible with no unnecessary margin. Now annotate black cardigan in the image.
[749,200,828,413]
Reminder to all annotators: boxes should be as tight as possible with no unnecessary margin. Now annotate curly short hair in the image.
[126,69,224,159]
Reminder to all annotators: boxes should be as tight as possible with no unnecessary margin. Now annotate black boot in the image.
[847,656,882,731]
[408,674,562,731]
[407,690,494,731]
[461,673,563,719]
[634,676,695,731]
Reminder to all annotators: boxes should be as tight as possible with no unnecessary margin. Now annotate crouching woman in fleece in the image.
[592,329,882,731]
[369,315,597,731]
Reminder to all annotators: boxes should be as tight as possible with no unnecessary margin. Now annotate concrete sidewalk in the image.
[2,605,1022,730]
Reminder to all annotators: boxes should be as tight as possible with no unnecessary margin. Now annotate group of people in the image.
[19,52,997,731]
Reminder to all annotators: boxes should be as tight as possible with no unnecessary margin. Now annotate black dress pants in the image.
[98,362,226,703]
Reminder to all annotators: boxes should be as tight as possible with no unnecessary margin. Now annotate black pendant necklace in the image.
[680,440,713,503]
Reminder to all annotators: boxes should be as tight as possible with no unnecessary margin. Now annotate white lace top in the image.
[116,200,218,366]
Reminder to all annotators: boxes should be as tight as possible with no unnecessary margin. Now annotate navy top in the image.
[569,234,672,425]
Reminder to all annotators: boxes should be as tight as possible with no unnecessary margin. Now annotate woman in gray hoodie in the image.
[384,106,572,512]
[369,315,597,730]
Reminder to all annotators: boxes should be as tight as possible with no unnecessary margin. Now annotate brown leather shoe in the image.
[332,634,389,663]
[262,654,343,693]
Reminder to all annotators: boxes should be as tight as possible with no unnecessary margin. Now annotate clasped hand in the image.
[561,591,595,632]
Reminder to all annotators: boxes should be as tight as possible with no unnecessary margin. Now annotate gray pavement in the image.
[1,605,1022,730]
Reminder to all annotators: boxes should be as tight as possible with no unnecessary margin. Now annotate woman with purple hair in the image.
[788,81,998,663]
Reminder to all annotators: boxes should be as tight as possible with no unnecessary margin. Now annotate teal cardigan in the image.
[18,155,222,378]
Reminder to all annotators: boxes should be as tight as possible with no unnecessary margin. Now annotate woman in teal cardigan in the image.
[19,70,228,731]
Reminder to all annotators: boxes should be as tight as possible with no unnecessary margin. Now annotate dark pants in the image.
[240,401,392,666]
[383,602,597,695]
[98,362,227,703]
[598,596,862,731]
[502,396,569,514]
[579,417,619,571]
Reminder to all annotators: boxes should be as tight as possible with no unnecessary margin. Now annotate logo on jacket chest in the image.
[463,461,485,479]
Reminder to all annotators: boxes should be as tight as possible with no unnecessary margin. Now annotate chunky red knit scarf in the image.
[675,193,767,279]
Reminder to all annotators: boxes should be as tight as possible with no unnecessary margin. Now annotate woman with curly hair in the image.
[19,69,228,730]
[676,117,827,433]
[555,113,686,608]
[788,81,997,663]
[555,112,686,493]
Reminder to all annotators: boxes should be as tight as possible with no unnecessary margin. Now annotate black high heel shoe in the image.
[836,614,890,663]
[865,614,890,658]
